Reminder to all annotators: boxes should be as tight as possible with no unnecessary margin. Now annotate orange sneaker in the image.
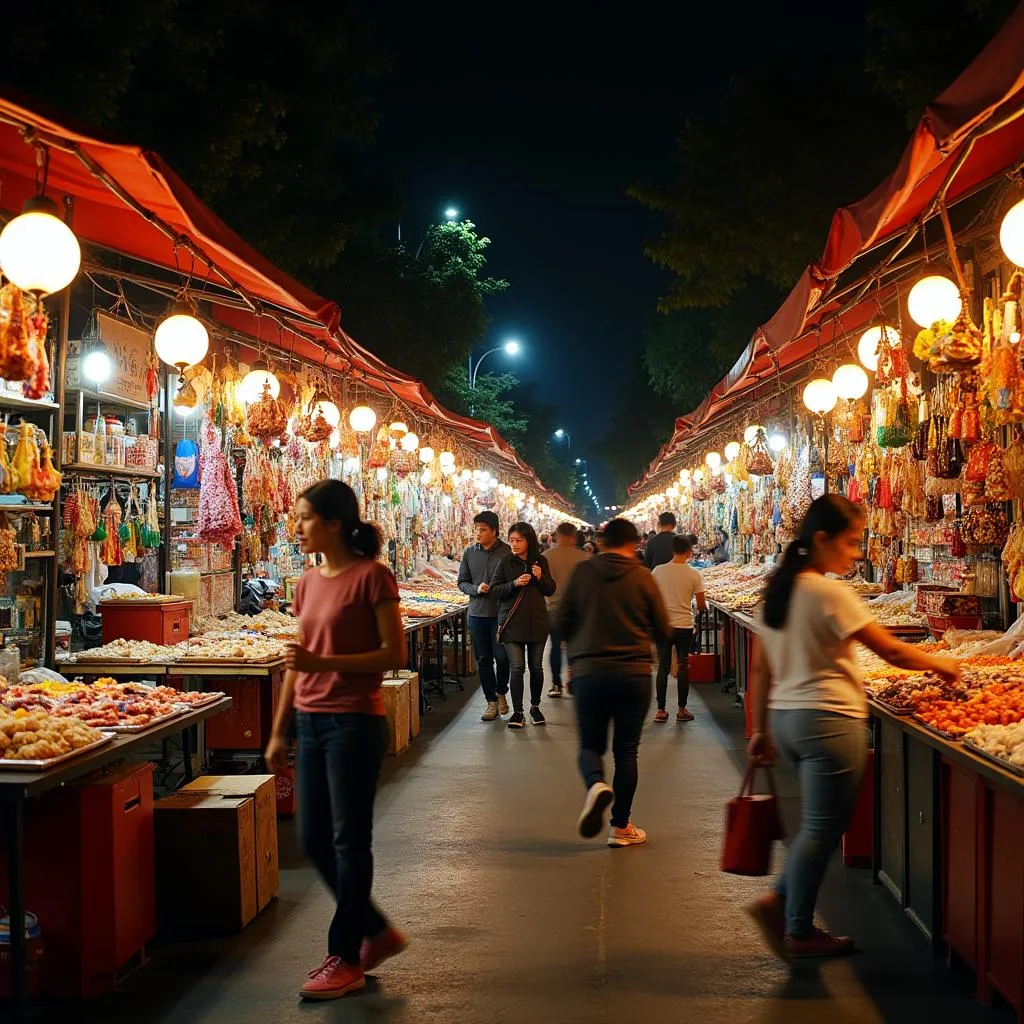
[654,709,669,723]
[300,956,366,1000]
[784,928,855,958]
[677,707,694,722]
[608,822,647,847]
[361,926,408,972]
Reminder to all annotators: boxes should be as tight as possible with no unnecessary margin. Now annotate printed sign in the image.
[96,312,151,405]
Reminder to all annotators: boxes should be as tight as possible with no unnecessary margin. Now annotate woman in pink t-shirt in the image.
[266,479,408,1001]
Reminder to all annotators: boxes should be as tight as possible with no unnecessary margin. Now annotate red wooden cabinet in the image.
[941,758,980,968]
[100,600,190,646]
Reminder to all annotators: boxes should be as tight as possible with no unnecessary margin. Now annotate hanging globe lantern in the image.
[999,197,1024,267]
[724,441,741,462]
[460,468,472,481]
[769,432,788,453]
[831,363,869,400]
[311,392,341,428]
[743,424,764,443]
[419,446,435,464]
[0,195,81,295]
[693,468,705,481]
[239,358,280,403]
[439,450,456,468]
[802,378,838,415]
[401,431,419,452]
[155,302,210,375]
[705,451,722,470]
[389,420,408,435]
[349,405,377,432]
[907,274,962,328]
[856,324,901,371]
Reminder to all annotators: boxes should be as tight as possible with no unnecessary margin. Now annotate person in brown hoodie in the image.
[555,517,673,848]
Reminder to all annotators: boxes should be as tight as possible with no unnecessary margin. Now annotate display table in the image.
[0,697,232,1021]
[404,609,468,712]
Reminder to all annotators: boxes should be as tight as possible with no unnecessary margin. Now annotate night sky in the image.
[364,1,867,505]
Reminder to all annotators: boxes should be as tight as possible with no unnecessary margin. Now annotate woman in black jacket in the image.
[490,521,556,729]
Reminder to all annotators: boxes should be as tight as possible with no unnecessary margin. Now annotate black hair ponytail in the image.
[299,479,382,559]
[762,494,863,629]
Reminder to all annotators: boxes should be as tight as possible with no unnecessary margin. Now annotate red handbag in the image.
[720,762,785,876]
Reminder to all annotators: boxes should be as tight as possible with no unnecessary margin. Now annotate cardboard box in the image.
[381,679,410,755]
[390,670,420,740]
[155,777,278,933]
[180,775,279,911]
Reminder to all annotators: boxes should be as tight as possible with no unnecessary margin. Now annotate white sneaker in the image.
[608,822,647,848]
[497,694,509,716]
[481,701,499,721]
[577,782,614,838]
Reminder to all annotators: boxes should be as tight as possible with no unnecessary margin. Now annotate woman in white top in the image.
[746,495,958,961]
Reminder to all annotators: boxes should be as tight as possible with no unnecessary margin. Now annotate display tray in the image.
[0,730,115,770]
[107,706,188,733]
[175,691,226,709]
[172,655,281,666]
[912,717,964,741]
[963,737,1024,777]
[67,657,164,666]
[868,694,915,716]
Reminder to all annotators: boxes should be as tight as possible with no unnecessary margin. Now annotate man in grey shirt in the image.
[457,511,512,721]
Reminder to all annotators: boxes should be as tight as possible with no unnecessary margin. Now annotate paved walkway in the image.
[80,679,1007,1024]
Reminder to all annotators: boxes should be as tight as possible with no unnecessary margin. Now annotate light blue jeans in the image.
[771,709,868,938]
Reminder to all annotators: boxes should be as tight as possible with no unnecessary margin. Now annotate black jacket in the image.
[490,552,556,643]
[457,539,511,617]
[556,552,672,678]
[644,530,676,570]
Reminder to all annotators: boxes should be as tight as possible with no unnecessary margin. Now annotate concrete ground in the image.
[74,675,1009,1024]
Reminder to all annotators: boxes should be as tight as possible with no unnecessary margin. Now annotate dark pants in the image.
[505,640,545,711]
[296,711,389,963]
[548,627,563,687]
[468,615,510,701]
[656,627,693,710]
[573,673,651,828]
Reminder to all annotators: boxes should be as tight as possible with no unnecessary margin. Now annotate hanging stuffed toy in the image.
[173,437,200,489]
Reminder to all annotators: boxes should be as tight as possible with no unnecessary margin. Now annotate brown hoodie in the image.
[554,552,673,679]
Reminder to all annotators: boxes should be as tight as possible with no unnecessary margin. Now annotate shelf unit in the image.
[0,393,60,412]
[62,463,161,479]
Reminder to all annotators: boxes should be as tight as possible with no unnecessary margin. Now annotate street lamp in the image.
[467,340,521,414]
[553,428,572,461]
[445,207,459,221]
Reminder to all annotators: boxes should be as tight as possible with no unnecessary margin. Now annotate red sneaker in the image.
[677,707,694,722]
[784,928,855,958]
[300,956,366,1000]
[653,709,669,723]
[746,893,788,961]
[360,926,408,972]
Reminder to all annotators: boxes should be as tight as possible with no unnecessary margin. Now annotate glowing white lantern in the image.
[724,441,741,462]
[769,432,787,453]
[419,446,435,464]
[155,305,210,373]
[439,450,456,468]
[349,405,377,432]
[705,451,722,470]
[907,275,962,328]
[999,198,1024,267]
[802,377,838,415]
[831,363,869,400]
[239,359,280,403]
[401,431,419,452]
[743,424,764,443]
[0,196,81,294]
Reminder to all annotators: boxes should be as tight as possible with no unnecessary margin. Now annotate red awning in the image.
[629,3,1024,496]
[0,91,569,505]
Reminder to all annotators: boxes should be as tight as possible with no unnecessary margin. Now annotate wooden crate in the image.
[154,785,276,933]
[391,671,420,740]
[381,679,410,756]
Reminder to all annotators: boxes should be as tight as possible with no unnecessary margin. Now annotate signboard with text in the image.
[95,312,151,405]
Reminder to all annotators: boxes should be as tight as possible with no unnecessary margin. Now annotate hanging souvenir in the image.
[1005,432,1024,497]
[961,391,981,442]
[875,388,912,448]
[941,305,984,370]
[895,553,918,584]
[963,478,988,506]
[986,445,1012,502]
[963,505,1009,547]
[746,429,774,476]
[965,440,994,483]
[246,382,288,442]
[173,437,201,489]
[0,285,34,381]
[925,495,944,522]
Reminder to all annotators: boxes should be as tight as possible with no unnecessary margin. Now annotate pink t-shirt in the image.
[291,559,400,716]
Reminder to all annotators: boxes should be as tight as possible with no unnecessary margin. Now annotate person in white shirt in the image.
[651,535,706,722]
[745,494,959,962]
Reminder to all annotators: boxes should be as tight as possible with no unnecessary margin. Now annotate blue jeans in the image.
[296,711,389,962]
[771,709,868,937]
[468,615,510,702]
[505,640,545,711]
[573,673,650,828]
[548,627,563,687]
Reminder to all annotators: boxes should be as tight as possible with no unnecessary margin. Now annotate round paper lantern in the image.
[155,306,210,372]
[389,420,408,435]
[349,405,377,432]
[802,377,838,415]
[743,424,764,443]
[831,363,869,400]
[439,450,456,468]
[311,393,341,428]
[856,324,900,371]
[460,468,472,480]
[769,432,787,453]
[724,441,741,462]
[705,451,722,470]
[239,359,280,403]
[907,274,962,328]
[999,198,1024,267]
[419,446,435,464]
[0,196,81,294]
[693,468,705,481]
[401,431,419,452]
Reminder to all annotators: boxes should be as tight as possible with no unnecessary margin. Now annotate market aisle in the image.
[81,682,1003,1024]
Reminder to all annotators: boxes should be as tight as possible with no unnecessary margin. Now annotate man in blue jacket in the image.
[458,511,512,721]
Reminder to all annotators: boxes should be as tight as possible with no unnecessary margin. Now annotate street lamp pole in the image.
[553,429,572,461]
[468,340,520,415]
